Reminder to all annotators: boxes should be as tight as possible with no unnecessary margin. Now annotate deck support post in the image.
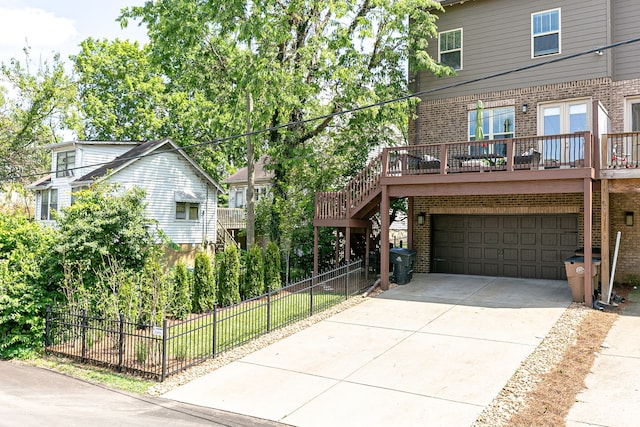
[584,178,593,308]
[380,185,390,290]
[600,179,610,302]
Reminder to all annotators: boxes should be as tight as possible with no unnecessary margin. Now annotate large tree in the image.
[0,52,79,185]
[119,0,450,247]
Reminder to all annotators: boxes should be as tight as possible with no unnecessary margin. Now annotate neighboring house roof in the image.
[74,138,224,193]
[26,174,52,190]
[44,140,140,150]
[222,155,274,185]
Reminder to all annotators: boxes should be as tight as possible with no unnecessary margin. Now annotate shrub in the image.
[264,241,282,293]
[217,244,240,306]
[0,213,56,359]
[242,244,264,299]
[171,262,191,320]
[193,250,216,312]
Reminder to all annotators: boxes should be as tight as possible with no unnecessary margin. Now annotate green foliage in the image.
[119,0,450,244]
[171,262,191,320]
[217,245,241,306]
[193,251,216,312]
[72,38,167,141]
[264,241,282,293]
[242,244,264,299]
[55,182,156,287]
[138,254,168,326]
[0,51,80,185]
[0,213,56,359]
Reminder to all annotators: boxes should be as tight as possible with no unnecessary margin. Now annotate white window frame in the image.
[531,8,561,58]
[56,151,75,178]
[624,96,640,132]
[40,189,58,220]
[438,28,463,71]
[175,202,200,221]
[538,98,591,163]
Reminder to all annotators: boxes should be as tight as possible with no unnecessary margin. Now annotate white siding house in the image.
[28,139,223,247]
[222,155,273,208]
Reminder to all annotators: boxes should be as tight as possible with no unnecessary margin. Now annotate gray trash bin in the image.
[563,256,601,303]
[390,248,417,285]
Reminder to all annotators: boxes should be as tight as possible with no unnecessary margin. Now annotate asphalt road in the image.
[0,361,286,427]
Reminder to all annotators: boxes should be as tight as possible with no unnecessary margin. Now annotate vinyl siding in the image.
[612,0,640,81]
[107,151,217,245]
[419,0,610,99]
[76,144,136,179]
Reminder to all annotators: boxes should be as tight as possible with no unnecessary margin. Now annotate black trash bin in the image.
[389,248,417,285]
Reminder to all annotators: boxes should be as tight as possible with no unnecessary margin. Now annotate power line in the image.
[6,35,640,184]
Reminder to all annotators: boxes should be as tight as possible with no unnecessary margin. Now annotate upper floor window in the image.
[40,189,58,220]
[56,151,75,177]
[176,202,199,221]
[439,28,462,70]
[532,9,560,57]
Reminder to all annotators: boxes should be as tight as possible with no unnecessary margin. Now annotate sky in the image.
[0,0,148,67]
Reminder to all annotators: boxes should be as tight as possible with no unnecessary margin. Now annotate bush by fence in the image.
[45,259,369,381]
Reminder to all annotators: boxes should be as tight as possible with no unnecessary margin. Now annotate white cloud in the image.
[0,7,77,47]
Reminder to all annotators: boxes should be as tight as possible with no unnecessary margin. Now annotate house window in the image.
[235,189,245,208]
[625,97,640,132]
[439,28,462,70]
[539,99,590,162]
[532,9,560,57]
[468,106,515,155]
[56,151,75,177]
[176,202,199,221]
[40,189,58,220]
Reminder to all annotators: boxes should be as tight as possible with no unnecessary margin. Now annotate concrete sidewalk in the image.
[164,274,571,426]
[566,288,640,427]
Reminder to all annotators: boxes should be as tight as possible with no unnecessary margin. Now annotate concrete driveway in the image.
[164,274,571,426]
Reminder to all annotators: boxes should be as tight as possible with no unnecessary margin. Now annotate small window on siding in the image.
[532,9,560,57]
[176,202,199,221]
[56,151,75,177]
[439,28,462,70]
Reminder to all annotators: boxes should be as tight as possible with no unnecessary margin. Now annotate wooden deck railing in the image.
[218,208,246,229]
[315,153,384,221]
[315,132,594,221]
[602,132,640,168]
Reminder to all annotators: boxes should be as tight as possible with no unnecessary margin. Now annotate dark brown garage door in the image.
[431,214,578,280]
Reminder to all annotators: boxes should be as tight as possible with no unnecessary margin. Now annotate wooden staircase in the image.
[315,153,383,225]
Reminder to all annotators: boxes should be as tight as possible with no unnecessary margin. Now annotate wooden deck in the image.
[315,131,604,224]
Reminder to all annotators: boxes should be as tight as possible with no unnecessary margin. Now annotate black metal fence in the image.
[45,259,370,381]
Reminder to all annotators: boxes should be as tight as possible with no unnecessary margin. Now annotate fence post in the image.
[161,319,167,382]
[118,314,124,372]
[45,305,51,350]
[267,285,272,332]
[81,309,88,363]
[212,305,217,358]
[345,262,350,300]
[309,277,314,317]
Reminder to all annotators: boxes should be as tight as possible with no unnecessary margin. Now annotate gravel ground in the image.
[148,290,593,427]
[472,302,592,426]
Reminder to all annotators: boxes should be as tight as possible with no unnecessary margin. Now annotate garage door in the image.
[431,214,578,280]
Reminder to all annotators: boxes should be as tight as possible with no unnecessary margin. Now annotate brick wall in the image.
[411,193,603,274]
[411,77,640,146]
[610,193,640,281]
